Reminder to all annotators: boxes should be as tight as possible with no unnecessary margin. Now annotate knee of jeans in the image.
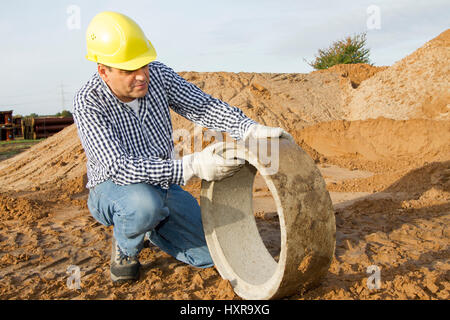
[125,194,169,236]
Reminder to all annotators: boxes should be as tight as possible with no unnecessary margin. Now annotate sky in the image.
[0,0,448,116]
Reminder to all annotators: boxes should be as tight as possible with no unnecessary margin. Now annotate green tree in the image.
[308,32,372,70]
[55,110,73,118]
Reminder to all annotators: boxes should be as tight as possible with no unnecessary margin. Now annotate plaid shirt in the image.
[73,61,256,189]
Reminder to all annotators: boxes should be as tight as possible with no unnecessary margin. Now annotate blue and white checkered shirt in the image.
[73,61,256,189]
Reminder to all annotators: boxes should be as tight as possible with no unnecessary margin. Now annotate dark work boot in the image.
[110,237,140,283]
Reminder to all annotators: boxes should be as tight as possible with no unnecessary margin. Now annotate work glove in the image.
[243,124,294,143]
[182,142,244,183]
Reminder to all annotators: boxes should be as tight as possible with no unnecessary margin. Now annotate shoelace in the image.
[114,243,134,264]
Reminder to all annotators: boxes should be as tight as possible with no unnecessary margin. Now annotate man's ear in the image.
[97,64,109,83]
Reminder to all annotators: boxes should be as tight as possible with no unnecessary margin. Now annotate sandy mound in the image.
[313,63,388,88]
[0,125,87,199]
[294,117,450,172]
[346,29,450,121]
[177,70,348,130]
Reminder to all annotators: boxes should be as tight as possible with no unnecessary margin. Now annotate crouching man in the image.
[73,11,292,283]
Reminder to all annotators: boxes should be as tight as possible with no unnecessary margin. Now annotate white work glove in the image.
[243,124,294,143]
[182,142,244,183]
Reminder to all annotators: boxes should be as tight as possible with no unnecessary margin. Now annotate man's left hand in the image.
[243,124,294,143]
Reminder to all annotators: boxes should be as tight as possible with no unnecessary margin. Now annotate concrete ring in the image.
[200,138,336,300]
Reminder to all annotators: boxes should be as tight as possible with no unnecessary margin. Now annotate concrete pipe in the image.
[200,138,336,300]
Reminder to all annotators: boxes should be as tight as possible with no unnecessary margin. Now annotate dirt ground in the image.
[0,29,448,300]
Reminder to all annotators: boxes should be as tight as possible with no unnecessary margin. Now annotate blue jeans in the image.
[87,180,214,268]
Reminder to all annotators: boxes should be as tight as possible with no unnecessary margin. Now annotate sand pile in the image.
[345,29,450,121]
[0,124,87,199]
[177,69,348,130]
[294,117,450,172]
[313,63,388,88]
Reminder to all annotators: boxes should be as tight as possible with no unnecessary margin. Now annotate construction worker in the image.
[73,11,293,283]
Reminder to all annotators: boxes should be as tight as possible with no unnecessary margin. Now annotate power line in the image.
[0,101,75,107]
[0,84,81,100]
[0,93,77,105]
[0,90,59,99]
[0,82,80,113]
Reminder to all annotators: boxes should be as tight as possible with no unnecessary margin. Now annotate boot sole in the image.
[110,270,140,283]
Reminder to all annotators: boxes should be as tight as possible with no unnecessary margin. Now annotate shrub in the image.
[308,32,372,70]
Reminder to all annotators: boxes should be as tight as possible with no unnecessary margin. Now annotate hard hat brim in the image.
[87,40,157,71]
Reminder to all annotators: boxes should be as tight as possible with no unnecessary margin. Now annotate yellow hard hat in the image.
[86,11,157,70]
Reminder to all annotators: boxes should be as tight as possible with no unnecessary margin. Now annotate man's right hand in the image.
[182,142,244,183]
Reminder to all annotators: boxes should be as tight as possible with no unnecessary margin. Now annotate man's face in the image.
[98,64,150,102]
